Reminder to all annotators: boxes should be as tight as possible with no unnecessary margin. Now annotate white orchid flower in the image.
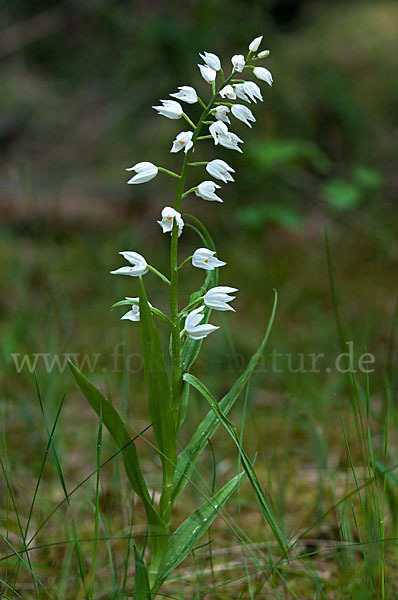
[231,104,256,128]
[152,99,183,119]
[125,162,158,184]
[198,64,217,84]
[219,85,236,100]
[231,54,245,72]
[243,81,263,103]
[192,248,226,270]
[206,159,235,183]
[211,105,231,123]
[184,306,219,340]
[171,131,193,153]
[253,67,273,86]
[204,286,238,311]
[158,206,184,237]
[249,36,263,52]
[257,50,270,58]
[199,51,221,71]
[209,120,229,145]
[234,83,250,102]
[195,181,223,203]
[221,132,243,152]
[209,121,243,152]
[110,252,148,277]
[121,297,153,322]
[170,86,198,104]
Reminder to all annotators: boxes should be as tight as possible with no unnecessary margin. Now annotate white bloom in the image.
[223,132,244,152]
[152,99,183,119]
[206,159,235,183]
[121,297,152,322]
[170,85,198,104]
[199,51,221,71]
[211,105,230,123]
[249,36,263,52]
[171,131,193,153]
[195,181,222,203]
[110,252,148,277]
[192,248,226,270]
[209,120,229,145]
[209,121,243,152]
[204,286,238,311]
[231,104,256,128]
[126,162,158,184]
[158,206,184,237]
[243,81,263,103]
[253,67,273,86]
[231,54,245,72]
[257,50,270,58]
[185,306,219,340]
[220,85,236,100]
[234,83,250,102]
[198,64,217,83]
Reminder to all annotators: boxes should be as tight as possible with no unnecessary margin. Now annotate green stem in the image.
[178,296,204,316]
[182,113,196,128]
[181,186,197,199]
[147,265,171,285]
[197,96,207,109]
[157,167,181,179]
[177,255,193,270]
[188,161,209,166]
[165,67,237,525]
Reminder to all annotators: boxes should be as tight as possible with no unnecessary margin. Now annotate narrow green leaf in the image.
[139,278,177,516]
[133,546,151,599]
[156,471,245,584]
[69,360,150,503]
[183,373,288,559]
[68,361,168,572]
[173,290,277,500]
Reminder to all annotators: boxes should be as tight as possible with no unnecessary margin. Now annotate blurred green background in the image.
[1,0,396,400]
[0,0,397,595]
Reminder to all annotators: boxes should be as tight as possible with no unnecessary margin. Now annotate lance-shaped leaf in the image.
[172,291,277,501]
[183,372,288,559]
[139,278,177,512]
[133,546,151,599]
[68,361,168,570]
[156,471,245,585]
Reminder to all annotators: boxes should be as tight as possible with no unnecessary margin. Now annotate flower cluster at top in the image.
[111,35,273,339]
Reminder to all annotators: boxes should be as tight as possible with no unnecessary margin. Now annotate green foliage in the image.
[249,139,331,172]
[156,471,246,586]
[68,360,169,572]
[138,278,177,519]
[172,291,278,502]
[133,546,151,600]
[183,373,288,559]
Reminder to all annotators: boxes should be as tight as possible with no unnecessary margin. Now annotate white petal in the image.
[249,36,263,52]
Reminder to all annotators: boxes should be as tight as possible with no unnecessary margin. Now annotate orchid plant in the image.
[69,34,287,597]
